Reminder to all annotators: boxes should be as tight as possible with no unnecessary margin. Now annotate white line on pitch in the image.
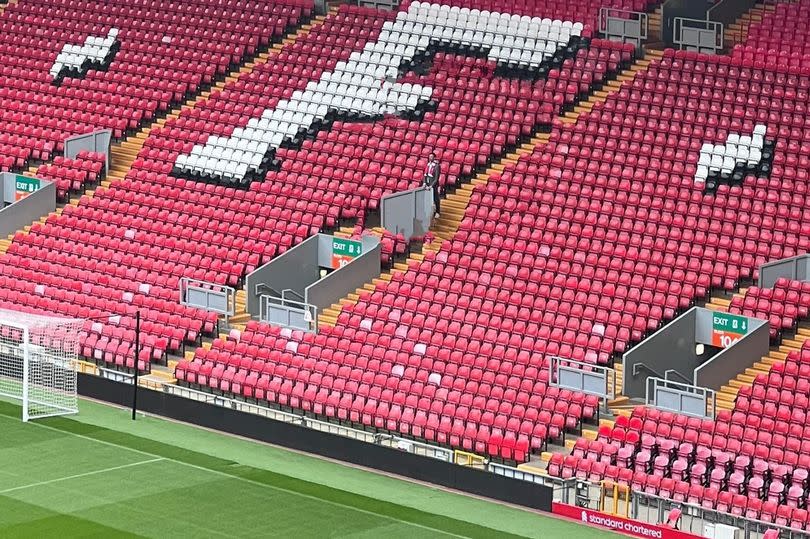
[11,418,471,538]
[0,458,164,495]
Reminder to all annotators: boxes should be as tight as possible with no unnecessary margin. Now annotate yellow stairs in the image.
[704,286,810,411]
[724,1,776,49]
[646,5,664,45]
[228,289,251,333]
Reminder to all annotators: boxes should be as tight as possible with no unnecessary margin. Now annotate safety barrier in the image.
[454,450,487,468]
[600,481,631,517]
[632,491,810,539]
[550,356,616,414]
[259,293,317,333]
[180,277,236,321]
[598,8,647,49]
[673,17,724,54]
[646,376,716,419]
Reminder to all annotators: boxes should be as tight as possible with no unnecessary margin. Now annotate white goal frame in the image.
[0,310,82,422]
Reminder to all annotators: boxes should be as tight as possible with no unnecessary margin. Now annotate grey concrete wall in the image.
[623,309,698,399]
[759,254,810,288]
[708,0,757,26]
[306,238,381,313]
[64,129,112,171]
[381,186,432,241]
[0,174,55,239]
[694,317,769,390]
[245,235,320,317]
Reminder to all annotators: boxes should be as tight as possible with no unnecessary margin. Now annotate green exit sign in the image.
[14,175,40,201]
[331,237,362,269]
[712,312,749,348]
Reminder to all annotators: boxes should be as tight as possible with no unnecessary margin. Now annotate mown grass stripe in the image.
[0,401,529,539]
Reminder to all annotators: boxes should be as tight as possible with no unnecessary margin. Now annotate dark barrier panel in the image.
[662,0,711,46]
[79,374,553,511]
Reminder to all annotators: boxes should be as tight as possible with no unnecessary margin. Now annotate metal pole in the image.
[131,310,140,420]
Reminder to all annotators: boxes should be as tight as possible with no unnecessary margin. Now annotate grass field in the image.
[0,398,618,538]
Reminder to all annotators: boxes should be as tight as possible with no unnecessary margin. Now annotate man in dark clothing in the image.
[423,152,441,217]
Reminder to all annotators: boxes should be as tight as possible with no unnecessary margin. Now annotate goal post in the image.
[0,309,82,422]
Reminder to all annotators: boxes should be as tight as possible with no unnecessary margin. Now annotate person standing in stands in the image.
[423,152,441,217]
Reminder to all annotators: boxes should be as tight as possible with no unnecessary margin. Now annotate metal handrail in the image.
[259,293,318,333]
[179,277,236,320]
[632,362,663,378]
[282,288,305,302]
[664,369,692,384]
[254,283,279,297]
[646,376,717,419]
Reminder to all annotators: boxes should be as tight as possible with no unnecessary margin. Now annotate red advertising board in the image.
[552,503,702,539]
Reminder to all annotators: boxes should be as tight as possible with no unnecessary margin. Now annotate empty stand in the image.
[162,2,639,461]
[729,278,810,341]
[734,0,810,69]
[0,0,309,169]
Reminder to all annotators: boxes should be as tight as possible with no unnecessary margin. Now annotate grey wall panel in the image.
[695,308,715,344]
[381,186,432,241]
[623,309,698,398]
[708,0,756,26]
[759,255,810,288]
[245,235,320,316]
[64,129,112,171]
[0,175,55,239]
[306,240,381,312]
[694,319,769,390]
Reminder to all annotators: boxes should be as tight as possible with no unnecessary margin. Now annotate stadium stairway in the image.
[315,49,665,330]
[705,291,810,413]
[724,0,777,49]
[0,11,333,382]
[300,49,663,472]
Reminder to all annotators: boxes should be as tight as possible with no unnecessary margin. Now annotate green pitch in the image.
[0,398,618,538]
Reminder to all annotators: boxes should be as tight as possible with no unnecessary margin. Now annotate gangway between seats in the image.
[245,233,381,332]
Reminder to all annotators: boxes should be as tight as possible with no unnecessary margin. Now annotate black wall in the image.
[79,374,553,512]
[663,0,711,46]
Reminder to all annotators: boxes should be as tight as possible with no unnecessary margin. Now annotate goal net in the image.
[0,309,82,421]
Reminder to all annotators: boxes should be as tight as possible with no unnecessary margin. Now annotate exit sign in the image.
[331,237,362,269]
[712,312,748,348]
[14,175,40,201]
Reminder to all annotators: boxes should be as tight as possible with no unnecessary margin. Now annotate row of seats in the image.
[176,320,601,460]
[553,338,810,532]
[729,277,810,340]
[176,28,810,459]
[398,0,660,31]
[0,0,309,168]
[736,0,810,68]
[35,151,105,198]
